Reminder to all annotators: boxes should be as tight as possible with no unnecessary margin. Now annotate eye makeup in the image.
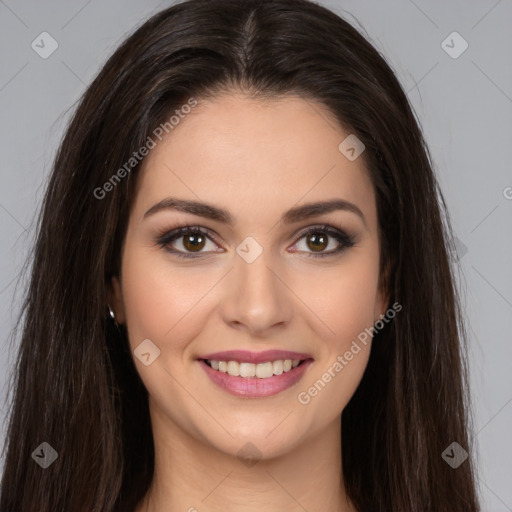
[154,222,357,259]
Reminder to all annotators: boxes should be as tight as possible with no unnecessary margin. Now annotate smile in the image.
[198,350,314,398]
[205,358,303,378]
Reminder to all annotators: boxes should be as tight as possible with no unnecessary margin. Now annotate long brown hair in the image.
[0,0,480,510]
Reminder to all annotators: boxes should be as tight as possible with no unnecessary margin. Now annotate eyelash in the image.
[155,223,356,259]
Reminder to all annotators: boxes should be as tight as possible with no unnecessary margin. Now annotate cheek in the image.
[302,253,381,350]
[335,267,379,343]
[120,245,215,356]
[294,252,380,411]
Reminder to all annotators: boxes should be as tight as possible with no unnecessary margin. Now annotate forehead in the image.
[133,93,377,230]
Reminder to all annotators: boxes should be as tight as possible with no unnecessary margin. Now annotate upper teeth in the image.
[208,359,301,378]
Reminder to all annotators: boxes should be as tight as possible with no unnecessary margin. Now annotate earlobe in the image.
[108,276,126,324]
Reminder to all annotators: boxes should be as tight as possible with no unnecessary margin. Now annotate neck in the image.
[135,403,357,512]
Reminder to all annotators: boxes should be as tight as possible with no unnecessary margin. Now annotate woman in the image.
[0,0,480,510]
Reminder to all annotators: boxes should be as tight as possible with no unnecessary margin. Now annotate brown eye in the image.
[156,226,220,258]
[157,224,355,259]
[293,225,356,258]
[306,232,328,252]
[182,232,206,252]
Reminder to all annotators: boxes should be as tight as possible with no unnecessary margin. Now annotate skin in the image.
[110,91,389,512]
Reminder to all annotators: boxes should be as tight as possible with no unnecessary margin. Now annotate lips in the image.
[197,349,314,398]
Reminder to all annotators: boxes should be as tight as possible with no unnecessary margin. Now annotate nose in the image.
[219,249,293,336]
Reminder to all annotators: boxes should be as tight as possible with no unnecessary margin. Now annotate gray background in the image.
[0,0,511,509]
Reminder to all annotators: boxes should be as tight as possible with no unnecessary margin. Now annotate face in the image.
[110,91,389,459]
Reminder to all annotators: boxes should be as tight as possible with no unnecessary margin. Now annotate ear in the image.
[107,275,126,324]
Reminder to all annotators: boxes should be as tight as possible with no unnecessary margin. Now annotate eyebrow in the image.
[143,197,366,227]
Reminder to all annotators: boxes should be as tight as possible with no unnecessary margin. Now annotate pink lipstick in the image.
[197,350,314,398]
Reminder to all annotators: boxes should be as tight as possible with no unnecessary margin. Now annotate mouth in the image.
[203,357,307,378]
[197,354,314,398]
